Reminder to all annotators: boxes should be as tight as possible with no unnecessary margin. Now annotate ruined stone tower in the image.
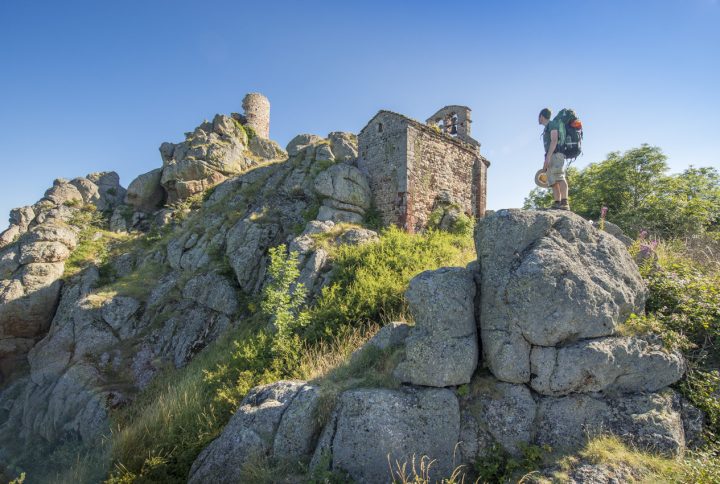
[358,106,489,233]
[242,93,270,139]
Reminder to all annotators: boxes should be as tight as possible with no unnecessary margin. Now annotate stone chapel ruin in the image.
[358,105,490,233]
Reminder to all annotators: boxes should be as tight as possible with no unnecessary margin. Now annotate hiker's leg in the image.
[552,183,561,201]
[559,180,569,200]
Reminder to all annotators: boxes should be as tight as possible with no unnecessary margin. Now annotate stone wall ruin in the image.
[358,108,489,233]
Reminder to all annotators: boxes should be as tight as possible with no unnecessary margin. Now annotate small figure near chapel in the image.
[538,108,570,210]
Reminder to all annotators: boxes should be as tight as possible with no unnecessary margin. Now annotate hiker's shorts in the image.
[547,152,566,186]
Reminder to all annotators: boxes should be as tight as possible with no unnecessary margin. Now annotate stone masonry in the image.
[357,108,489,233]
[242,93,271,139]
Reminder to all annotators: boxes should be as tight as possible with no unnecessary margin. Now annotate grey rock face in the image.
[226,218,280,293]
[338,227,378,246]
[188,381,321,484]
[394,267,478,387]
[535,390,686,456]
[0,225,21,250]
[43,180,84,206]
[314,163,371,211]
[459,377,537,458]
[86,171,126,210]
[18,241,71,264]
[316,205,364,224]
[311,387,460,483]
[530,336,684,396]
[363,322,410,352]
[159,114,263,203]
[315,144,334,162]
[182,272,239,316]
[10,206,35,231]
[602,220,634,247]
[70,177,100,205]
[125,168,166,212]
[475,209,647,383]
[248,136,287,162]
[24,223,78,250]
[286,134,323,157]
[328,132,358,163]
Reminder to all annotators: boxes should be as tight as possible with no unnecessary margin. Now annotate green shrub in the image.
[626,238,720,453]
[474,442,551,483]
[261,245,310,366]
[64,206,132,278]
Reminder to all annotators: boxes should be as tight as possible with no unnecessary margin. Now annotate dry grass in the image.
[556,435,682,483]
[296,324,377,381]
[389,451,476,484]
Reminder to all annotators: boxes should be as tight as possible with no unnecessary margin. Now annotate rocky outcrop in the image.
[311,387,460,483]
[457,376,687,462]
[286,134,324,157]
[124,168,165,212]
[475,209,648,384]
[535,391,686,456]
[159,114,287,204]
[0,112,350,474]
[466,209,689,459]
[288,220,378,299]
[394,267,478,387]
[0,222,79,382]
[530,336,684,396]
[458,377,537,458]
[188,381,321,484]
[314,163,371,224]
[328,132,359,163]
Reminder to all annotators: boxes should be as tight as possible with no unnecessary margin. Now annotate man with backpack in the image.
[538,108,570,210]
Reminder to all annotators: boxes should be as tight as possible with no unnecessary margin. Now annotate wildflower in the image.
[599,206,608,231]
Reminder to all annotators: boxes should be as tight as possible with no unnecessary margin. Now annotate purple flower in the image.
[600,206,608,218]
[639,230,648,240]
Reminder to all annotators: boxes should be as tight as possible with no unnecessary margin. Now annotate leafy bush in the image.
[261,245,310,365]
[474,442,550,483]
[631,240,720,442]
[64,206,132,278]
[524,145,720,238]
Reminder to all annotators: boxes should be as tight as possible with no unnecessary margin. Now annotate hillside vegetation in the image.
[3,141,719,484]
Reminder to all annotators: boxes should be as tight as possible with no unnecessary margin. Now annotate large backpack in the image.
[553,108,583,159]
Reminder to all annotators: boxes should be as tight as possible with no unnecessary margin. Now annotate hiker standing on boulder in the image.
[538,108,570,210]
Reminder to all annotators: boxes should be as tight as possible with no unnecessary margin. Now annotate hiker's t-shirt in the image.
[543,119,564,154]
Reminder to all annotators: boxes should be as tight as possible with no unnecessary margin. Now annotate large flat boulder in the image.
[535,390,686,456]
[475,209,647,383]
[311,387,460,483]
[314,163,371,211]
[125,168,166,212]
[188,381,320,484]
[530,336,684,396]
[394,267,478,387]
[459,377,536,459]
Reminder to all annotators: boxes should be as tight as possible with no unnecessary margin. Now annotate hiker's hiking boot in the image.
[559,199,570,211]
[551,201,562,210]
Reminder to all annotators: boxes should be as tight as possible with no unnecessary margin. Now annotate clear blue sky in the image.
[1,0,719,229]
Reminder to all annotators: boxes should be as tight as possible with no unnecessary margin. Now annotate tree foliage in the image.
[524,145,720,238]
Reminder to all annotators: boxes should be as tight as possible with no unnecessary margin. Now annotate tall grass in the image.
[305,226,475,341]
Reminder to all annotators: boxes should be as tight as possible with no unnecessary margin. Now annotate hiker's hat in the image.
[534,169,549,188]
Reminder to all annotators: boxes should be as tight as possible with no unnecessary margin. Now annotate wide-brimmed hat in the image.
[534,169,549,188]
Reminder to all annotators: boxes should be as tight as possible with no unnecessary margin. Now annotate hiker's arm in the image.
[544,129,558,171]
